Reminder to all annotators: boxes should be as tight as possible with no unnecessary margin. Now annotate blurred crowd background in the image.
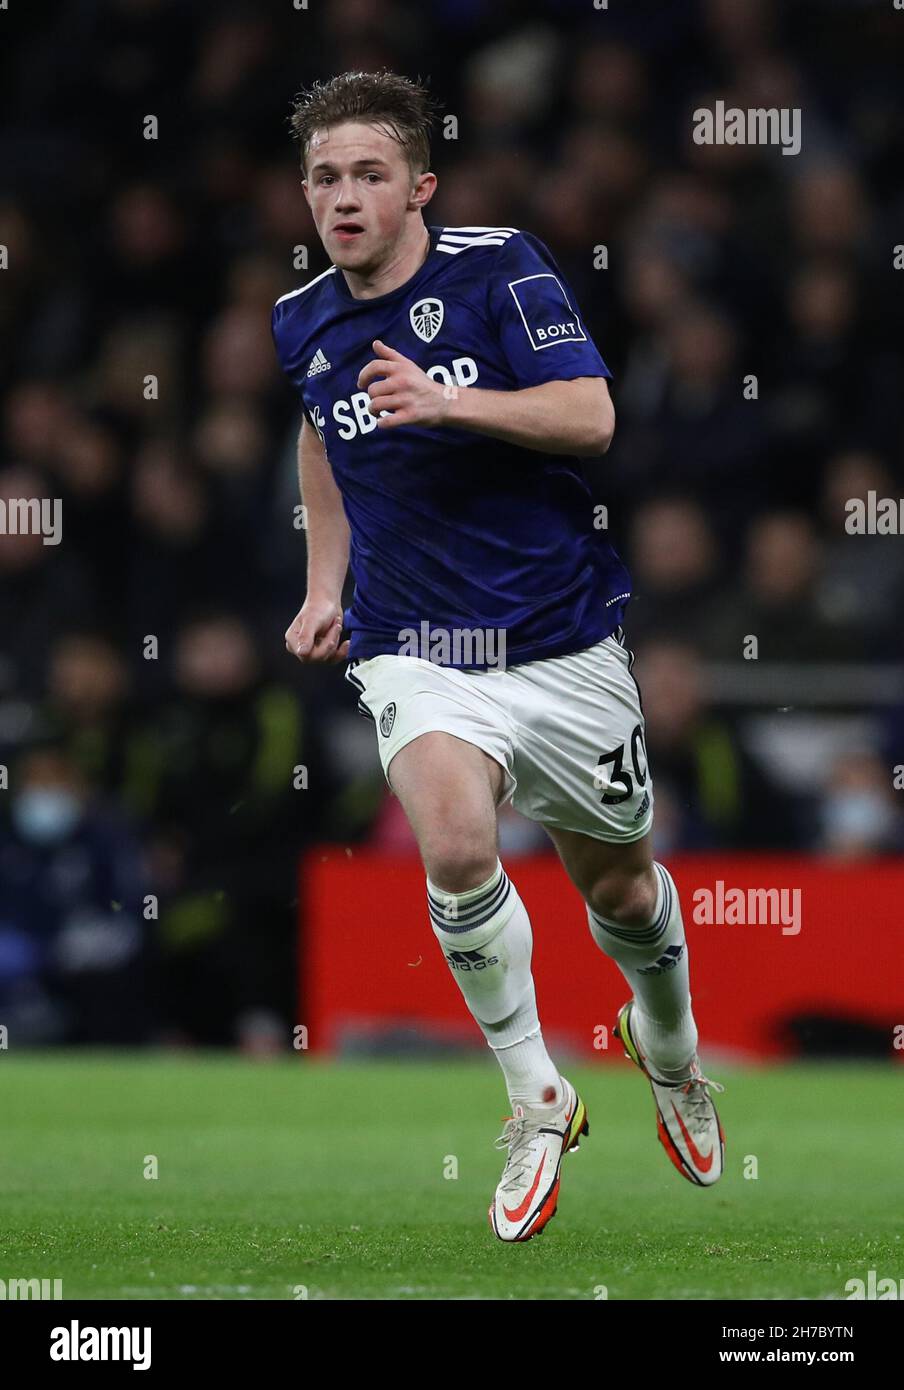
[1,0,902,1048]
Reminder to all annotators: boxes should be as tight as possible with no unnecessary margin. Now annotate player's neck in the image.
[341,222,431,301]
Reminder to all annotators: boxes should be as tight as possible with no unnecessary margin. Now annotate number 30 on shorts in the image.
[593,723,648,805]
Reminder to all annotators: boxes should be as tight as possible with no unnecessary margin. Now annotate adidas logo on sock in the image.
[306,348,331,377]
[443,948,499,972]
[637,943,685,976]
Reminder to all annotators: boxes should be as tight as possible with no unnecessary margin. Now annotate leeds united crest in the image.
[409,297,444,343]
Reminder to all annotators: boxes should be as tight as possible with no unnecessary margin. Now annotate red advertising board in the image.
[300,852,903,1060]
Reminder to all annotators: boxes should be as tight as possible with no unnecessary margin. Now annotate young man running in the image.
[273,71,725,1243]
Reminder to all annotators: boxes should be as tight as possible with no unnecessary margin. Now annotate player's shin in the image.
[588,862,698,1077]
[427,860,562,1108]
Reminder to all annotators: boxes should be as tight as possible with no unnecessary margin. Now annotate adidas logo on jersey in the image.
[306,348,331,377]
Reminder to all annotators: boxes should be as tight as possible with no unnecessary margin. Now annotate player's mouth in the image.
[332,221,365,242]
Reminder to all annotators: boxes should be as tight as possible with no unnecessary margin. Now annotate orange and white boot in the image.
[489,1077,589,1241]
[615,1000,725,1187]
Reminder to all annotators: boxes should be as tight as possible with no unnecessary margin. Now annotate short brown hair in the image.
[289,70,439,177]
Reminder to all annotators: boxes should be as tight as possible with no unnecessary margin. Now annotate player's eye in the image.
[363,173,381,183]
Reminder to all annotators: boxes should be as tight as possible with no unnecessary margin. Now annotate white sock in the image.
[427,859,562,1109]
[587,862,698,1076]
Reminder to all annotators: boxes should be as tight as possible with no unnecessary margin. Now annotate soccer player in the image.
[272,71,725,1242]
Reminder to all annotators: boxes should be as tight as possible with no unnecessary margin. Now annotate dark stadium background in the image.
[1,0,902,1052]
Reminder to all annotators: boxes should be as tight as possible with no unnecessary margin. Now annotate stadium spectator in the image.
[0,744,152,1043]
[633,639,808,851]
[701,512,868,662]
[624,496,723,649]
[146,610,337,1043]
[819,749,904,859]
[816,450,904,658]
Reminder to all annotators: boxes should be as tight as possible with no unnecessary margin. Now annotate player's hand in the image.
[285,596,349,664]
[357,340,451,429]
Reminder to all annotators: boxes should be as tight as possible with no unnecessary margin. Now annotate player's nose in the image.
[334,176,362,210]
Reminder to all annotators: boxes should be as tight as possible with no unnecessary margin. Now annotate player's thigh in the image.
[388,731,505,888]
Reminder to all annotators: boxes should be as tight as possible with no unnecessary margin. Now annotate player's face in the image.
[303,121,430,273]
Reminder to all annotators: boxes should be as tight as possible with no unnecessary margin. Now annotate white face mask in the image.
[823,792,894,846]
[11,788,82,845]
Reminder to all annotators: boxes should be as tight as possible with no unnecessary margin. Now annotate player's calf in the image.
[587,859,698,1075]
[584,862,659,928]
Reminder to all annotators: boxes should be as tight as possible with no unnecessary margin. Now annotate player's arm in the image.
[443,374,614,457]
[361,231,620,457]
[359,342,615,458]
[284,416,351,664]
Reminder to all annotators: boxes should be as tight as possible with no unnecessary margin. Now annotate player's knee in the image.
[585,866,657,928]
[423,839,498,895]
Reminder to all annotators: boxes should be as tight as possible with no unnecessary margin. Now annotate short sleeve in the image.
[487,232,611,388]
[271,301,293,383]
[272,299,313,424]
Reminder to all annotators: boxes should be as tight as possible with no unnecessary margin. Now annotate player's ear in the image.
[301,177,312,209]
[409,171,437,211]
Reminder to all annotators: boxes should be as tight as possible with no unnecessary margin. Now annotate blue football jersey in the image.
[271,224,631,669]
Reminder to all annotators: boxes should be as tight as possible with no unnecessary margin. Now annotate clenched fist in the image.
[285,595,349,664]
[357,339,452,429]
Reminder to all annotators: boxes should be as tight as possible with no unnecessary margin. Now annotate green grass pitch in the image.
[1,1054,899,1300]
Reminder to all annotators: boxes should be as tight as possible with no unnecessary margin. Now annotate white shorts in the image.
[344,629,654,843]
